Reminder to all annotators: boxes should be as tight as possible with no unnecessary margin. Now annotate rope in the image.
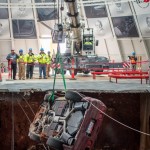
[16,96,48,150]
[73,91,150,136]
[11,93,14,150]
[84,98,150,136]
[42,143,48,150]
[16,97,32,124]
[19,94,35,116]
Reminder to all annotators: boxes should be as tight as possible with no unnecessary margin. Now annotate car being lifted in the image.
[28,91,106,150]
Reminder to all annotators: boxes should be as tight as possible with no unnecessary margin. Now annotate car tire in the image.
[46,137,64,150]
[83,71,90,74]
[69,69,77,76]
[29,132,40,142]
[65,91,84,102]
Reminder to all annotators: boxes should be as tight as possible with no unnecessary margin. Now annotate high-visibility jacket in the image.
[17,55,26,64]
[84,41,92,45]
[130,56,137,64]
[25,53,36,63]
[37,53,48,64]
[47,55,52,64]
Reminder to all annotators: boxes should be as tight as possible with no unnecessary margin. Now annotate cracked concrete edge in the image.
[0,88,150,93]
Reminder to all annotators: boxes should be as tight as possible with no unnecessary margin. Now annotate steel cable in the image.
[75,91,150,136]
[19,94,36,115]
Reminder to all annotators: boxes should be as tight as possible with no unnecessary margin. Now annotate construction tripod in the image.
[48,43,66,103]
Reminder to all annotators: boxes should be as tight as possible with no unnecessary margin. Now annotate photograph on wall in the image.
[133,1,150,14]
[112,16,139,38]
[0,8,9,19]
[11,0,31,2]
[11,0,33,19]
[87,18,113,38]
[108,1,132,17]
[11,7,33,19]
[0,19,10,38]
[35,0,54,2]
[37,8,58,21]
[84,2,107,18]
[12,20,37,39]
[137,14,150,37]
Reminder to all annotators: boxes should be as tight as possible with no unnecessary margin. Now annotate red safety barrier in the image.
[108,71,149,84]
[7,60,12,80]
[69,57,76,80]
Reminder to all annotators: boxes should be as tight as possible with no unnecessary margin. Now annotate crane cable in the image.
[48,0,66,103]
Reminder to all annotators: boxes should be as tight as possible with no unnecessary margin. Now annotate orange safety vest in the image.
[131,57,136,64]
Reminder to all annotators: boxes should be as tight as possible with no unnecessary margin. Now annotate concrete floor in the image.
[0,73,150,92]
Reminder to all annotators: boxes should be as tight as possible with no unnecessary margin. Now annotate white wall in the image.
[14,39,39,54]
[105,38,122,62]
[118,40,134,61]
[0,41,11,66]
[95,39,109,58]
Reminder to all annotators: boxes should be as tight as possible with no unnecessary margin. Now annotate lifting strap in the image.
[48,43,66,103]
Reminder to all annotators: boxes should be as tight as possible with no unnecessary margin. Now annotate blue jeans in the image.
[39,64,46,78]
[26,64,34,79]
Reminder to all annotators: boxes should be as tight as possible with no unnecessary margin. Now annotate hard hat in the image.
[40,48,44,51]
[132,52,135,55]
[29,48,32,51]
[19,49,23,53]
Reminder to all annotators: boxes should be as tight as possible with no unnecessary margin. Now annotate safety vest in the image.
[37,53,48,64]
[47,55,52,64]
[17,55,26,64]
[84,41,92,45]
[131,57,136,64]
[26,53,35,63]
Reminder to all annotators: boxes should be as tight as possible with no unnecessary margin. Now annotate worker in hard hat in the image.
[84,37,93,45]
[6,49,19,80]
[17,49,26,80]
[37,48,48,79]
[25,48,36,79]
[128,52,137,71]
[46,51,52,78]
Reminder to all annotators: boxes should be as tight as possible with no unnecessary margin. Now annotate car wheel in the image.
[29,132,40,142]
[69,69,77,76]
[65,91,84,102]
[46,137,64,150]
[83,71,90,74]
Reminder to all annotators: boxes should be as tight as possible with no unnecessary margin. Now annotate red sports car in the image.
[29,91,106,150]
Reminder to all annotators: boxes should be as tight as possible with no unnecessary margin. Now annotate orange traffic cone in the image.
[69,58,76,80]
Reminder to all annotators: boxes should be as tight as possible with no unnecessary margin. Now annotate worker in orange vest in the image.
[128,52,137,71]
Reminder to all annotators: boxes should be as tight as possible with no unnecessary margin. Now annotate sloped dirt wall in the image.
[0,91,142,150]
